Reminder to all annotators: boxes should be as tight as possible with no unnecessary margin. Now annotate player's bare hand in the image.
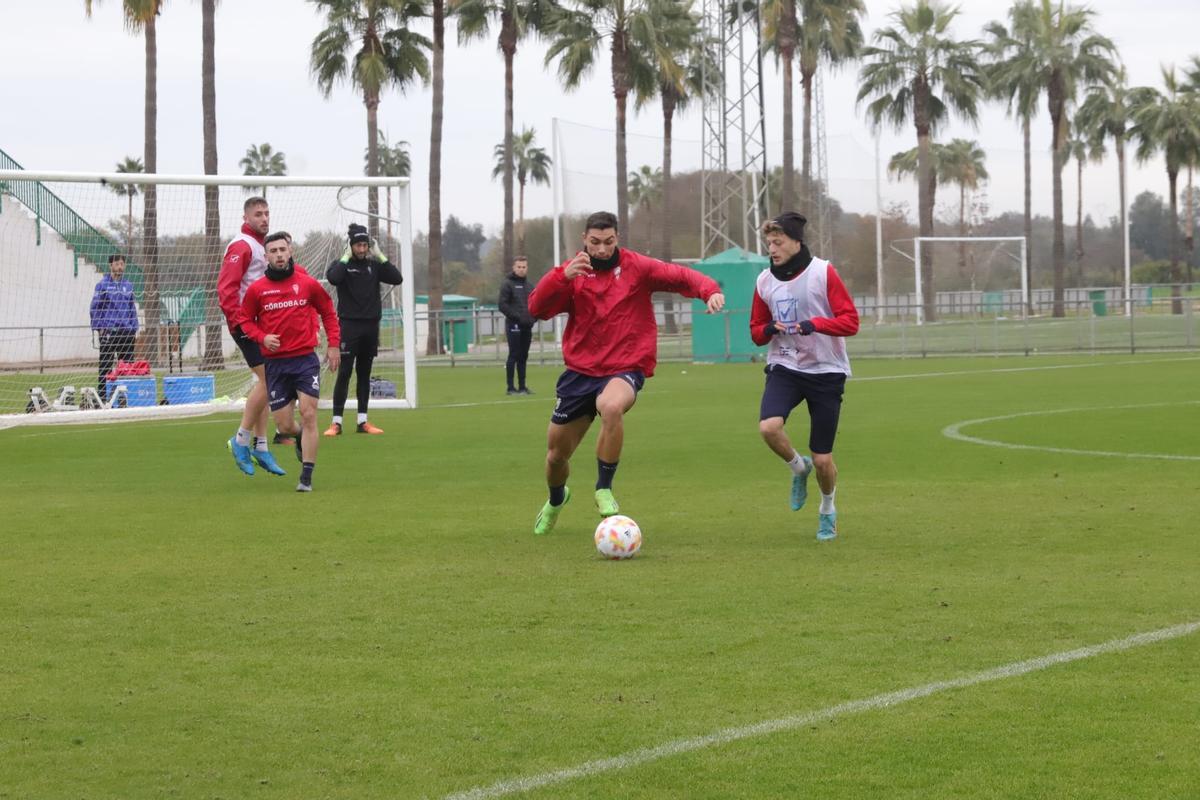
[564,251,593,281]
[705,293,726,314]
[263,333,281,351]
[326,347,341,373]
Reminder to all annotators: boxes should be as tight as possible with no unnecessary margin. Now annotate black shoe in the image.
[518,387,533,395]
[273,432,296,445]
[506,388,519,395]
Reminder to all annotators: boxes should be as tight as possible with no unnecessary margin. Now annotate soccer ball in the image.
[594,515,642,560]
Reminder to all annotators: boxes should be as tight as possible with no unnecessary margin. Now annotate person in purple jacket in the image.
[89,254,139,401]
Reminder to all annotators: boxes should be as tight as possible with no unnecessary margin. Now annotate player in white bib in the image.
[750,213,859,541]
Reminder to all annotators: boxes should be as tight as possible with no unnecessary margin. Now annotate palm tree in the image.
[1063,128,1101,286]
[451,0,556,271]
[795,0,865,210]
[998,0,1116,316]
[239,143,287,199]
[1075,66,1137,305]
[1130,66,1200,314]
[759,0,799,210]
[310,0,430,241]
[544,0,689,235]
[364,132,411,261]
[491,127,551,254]
[940,138,989,280]
[983,0,1042,313]
[1182,56,1200,259]
[109,156,144,248]
[201,0,223,370]
[857,0,985,321]
[627,164,663,252]
[85,0,165,363]
[428,0,447,355]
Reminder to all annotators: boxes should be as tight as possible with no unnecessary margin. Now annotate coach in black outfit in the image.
[498,255,534,395]
[323,223,403,435]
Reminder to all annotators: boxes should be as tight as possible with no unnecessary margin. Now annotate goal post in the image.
[910,236,1028,325]
[0,169,416,427]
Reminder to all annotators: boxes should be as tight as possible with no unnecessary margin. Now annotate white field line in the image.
[443,621,1200,800]
[942,401,1200,461]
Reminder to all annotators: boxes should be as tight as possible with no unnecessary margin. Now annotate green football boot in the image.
[594,488,620,517]
[533,487,571,535]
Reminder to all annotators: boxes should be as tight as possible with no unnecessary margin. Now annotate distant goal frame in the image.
[911,236,1028,325]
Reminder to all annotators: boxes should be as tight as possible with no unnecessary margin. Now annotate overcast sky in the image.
[2,1,1198,242]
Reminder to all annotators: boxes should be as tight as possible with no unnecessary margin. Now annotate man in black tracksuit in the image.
[323,223,403,435]
[498,256,534,395]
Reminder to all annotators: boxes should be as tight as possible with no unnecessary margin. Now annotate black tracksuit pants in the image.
[333,319,380,417]
[98,329,136,399]
[506,323,532,390]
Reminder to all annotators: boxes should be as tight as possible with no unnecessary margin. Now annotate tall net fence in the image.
[0,169,414,423]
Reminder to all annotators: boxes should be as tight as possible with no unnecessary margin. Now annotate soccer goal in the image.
[899,236,1028,325]
[0,169,416,428]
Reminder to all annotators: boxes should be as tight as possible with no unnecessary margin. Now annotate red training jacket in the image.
[239,267,341,359]
[528,249,721,378]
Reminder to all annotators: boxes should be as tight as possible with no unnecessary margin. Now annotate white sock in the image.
[235,427,252,447]
[819,489,836,515]
[357,413,368,425]
[332,415,343,426]
[786,452,810,476]
[254,436,269,452]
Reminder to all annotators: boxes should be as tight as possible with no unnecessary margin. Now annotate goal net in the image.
[0,169,416,427]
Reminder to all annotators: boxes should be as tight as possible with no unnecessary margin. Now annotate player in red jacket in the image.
[527,211,725,535]
[240,232,341,492]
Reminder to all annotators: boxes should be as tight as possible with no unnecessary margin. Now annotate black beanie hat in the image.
[772,212,807,243]
[348,223,370,244]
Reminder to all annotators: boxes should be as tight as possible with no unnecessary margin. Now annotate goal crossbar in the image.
[0,170,408,188]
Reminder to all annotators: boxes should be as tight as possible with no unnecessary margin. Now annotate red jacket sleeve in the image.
[811,265,860,337]
[311,278,341,349]
[750,291,776,346]
[643,257,721,301]
[239,283,266,344]
[217,241,252,330]
[527,265,573,320]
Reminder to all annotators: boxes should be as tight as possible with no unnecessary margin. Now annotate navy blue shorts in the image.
[759,364,846,454]
[265,353,321,411]
[235,328,264,368]
[551,369,645,425]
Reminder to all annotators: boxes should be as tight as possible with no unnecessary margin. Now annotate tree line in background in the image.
[84,0,1200,364]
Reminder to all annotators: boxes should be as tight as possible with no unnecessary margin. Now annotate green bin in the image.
[690,248,769,362]
[1089,290,1107,317]
[417,294,476,354]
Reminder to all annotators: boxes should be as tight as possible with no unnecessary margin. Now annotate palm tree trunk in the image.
[517,178,527,253]
[915,121,935,321]
[611,31,630,235]
[426,0,446,355]
[142,12,162,365]
[958,183,967,281]
[1075,157,1084,288]
[1023,114,1034,315]
[501,13,516,272]
[661,93,677,334]
[201,0,223,371]
[127,192,133,248]
[781,48,795,212]
[1051,120,1066,317]
[366,95,381,242]
[1117,135,1127,291]
[1187,164,1195,286]
[1168,169,1182,315]
[801,67,813,209]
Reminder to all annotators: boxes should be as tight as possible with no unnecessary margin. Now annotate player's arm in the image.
[217,241,251,330]
[89,284,105,330]
[375,259,403,286]
[808,266,860,337]
[644,258,725,312]
[749,292,782,345]
[527,264,574,320]
[238,286,268,344]
[326,259,347,285]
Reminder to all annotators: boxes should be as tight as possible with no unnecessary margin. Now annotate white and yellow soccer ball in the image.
[594,515,642,560]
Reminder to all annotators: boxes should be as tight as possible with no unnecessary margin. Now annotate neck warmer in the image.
[589,247,621,271]
[770,245,813,281]
[266,260,296,281]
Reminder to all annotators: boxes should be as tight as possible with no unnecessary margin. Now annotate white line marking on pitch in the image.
[942,401,1200,461]
[854,354,1200,383]
[442,621,1200,800]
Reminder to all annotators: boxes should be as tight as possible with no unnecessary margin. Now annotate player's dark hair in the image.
[264,231,290,246]
[107,253,125,265]
[244,196,268,213]
[584,211,618,232]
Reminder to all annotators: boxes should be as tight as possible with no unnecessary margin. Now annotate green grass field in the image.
[2,354,1198,799]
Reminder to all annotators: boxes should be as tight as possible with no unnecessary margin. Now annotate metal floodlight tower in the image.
[701,0,769,257]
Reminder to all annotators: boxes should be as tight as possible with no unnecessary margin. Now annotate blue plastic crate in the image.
[105,376,157,407]
[162,374,215,405]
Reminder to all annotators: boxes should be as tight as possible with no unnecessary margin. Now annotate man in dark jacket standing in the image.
[323,223,403,436]
[90,254,139,401]
[498,256,534,395]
